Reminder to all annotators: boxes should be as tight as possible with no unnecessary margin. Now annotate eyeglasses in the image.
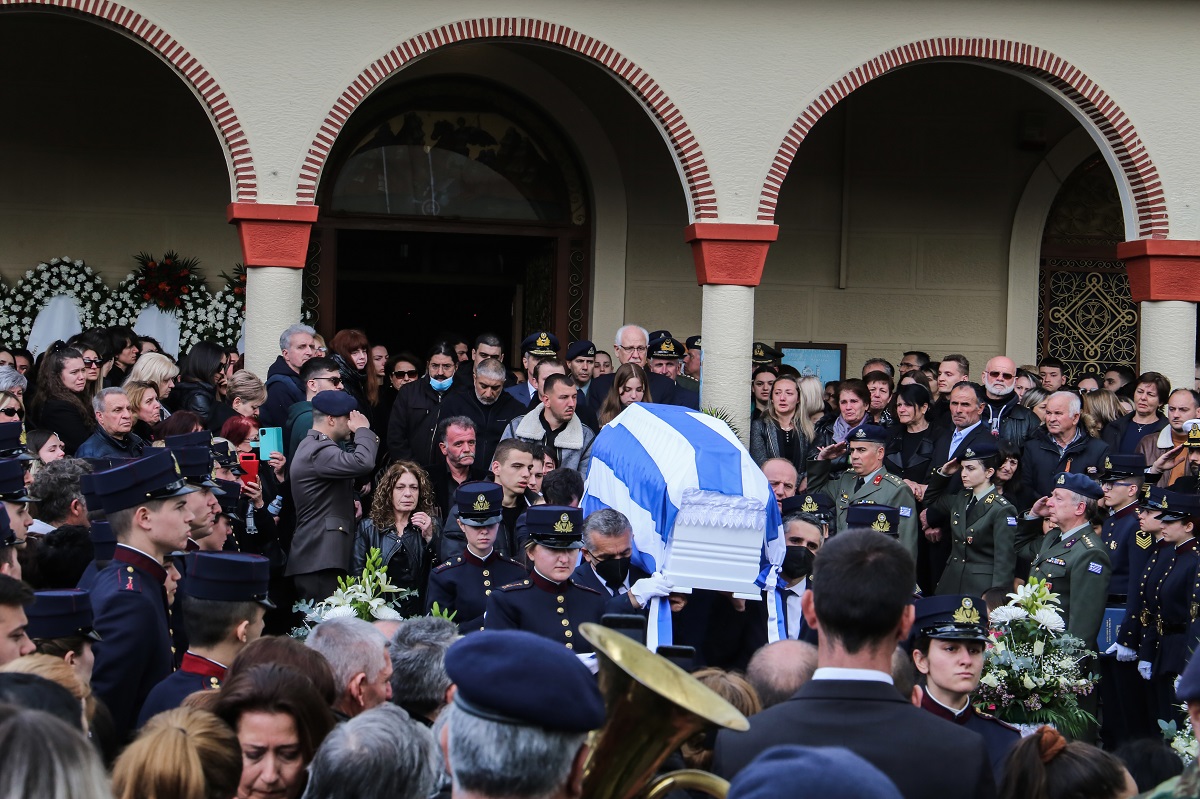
[987,370,1015,380]
[81,358,102,367]
[392,370,418,379]
[0,408,22,419]
[616,345,648,354]
[312,376,343,386]
[1101,481,1137,489]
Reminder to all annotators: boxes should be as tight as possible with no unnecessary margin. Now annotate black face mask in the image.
[592,556,631,591]
[781,546,815,581]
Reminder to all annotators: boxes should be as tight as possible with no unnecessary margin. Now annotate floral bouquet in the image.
[975,578,1097,738]
[133,250,203,310]
[290,548,414,639]
[1161,706,1198,765]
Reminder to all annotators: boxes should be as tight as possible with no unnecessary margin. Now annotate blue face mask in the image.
[429,376,454,392]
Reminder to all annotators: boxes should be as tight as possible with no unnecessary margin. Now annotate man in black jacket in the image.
[711,530,995,799]
[979,356,1037,446]
[442,358,525,472]
[1021,391,1110,498]
[261,324,317,428]
[387,345,457,470]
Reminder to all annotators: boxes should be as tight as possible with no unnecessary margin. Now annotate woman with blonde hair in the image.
[1081,388,1124,440]
[354,460,439,616]
[210,369,268,433]
[598,363,652,426]
[680,668,761,771]
[749,375,810,480]
[796,375,825,434]
[111,706,242,799]
[126,351,181,416]
[124,380,163,441]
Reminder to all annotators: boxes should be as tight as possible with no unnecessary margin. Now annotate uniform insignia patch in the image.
[898,507,912,517]
[1056,474,1066,485]
[984,494,995,504]
[871,514,891,533]
[1110,540,1118,550]
[873,474,883,485]
[536,332,551,348]
[801,496,819,513]
[952,597,981,625]
[1136,530,1153,549]
[553,513,574,533]
[474,494,491,512]
[1088,562,1104,574]
[1047,557,1066,566]
[1006,516,1017,526]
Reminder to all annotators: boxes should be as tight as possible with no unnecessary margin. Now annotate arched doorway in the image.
[310,79,590,360]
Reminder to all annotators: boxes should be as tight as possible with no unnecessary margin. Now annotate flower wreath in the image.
[208,265,248,348]
[0,257,107,346]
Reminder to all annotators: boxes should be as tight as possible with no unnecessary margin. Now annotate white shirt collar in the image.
[927,690,970,716]
[812,667,894,685]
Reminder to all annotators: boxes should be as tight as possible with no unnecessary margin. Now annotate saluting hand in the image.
[1031,496,1053,519]
[1151,444,1184,475]
[939,458,960,476]
[347,410,370,432]
[817,441,846,461]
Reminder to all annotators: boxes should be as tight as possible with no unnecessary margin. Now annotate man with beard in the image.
[442,358,525,474]
[502,374,595,476]
[1141,389,1200,488]
[430,417,479,519]
[979,356,1037,446]
[1168,425,1200,493]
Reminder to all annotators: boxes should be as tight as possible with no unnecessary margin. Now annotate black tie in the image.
[965,496,977,515]
[854,477,865,492]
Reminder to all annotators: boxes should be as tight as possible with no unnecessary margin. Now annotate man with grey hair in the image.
[389,616,459,725]
[261,322,317,427]
[1021,390,1110,497]
[442,357,526,474]
[306,616,393,722]
[745,639,819,708]
[572,508,682,618]
[28,458,91,535]
[0,367,27,403]
[302,703,440,799]
[75,388,145,459]
[587,324,691,412]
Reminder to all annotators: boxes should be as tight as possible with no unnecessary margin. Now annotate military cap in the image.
[1176,646,1200,702]
[0,459,30,503]
[846,503,899,536]
[1100,453,1147,479]
[0,421,31,461]
[457,482,502,527]
[1052,472,1104,500]
[846,424,889,445]
[89,519,116,561]
[169,446,223,493]
[211,438,245,474]
[648,330,673,342]
[90,450,195,513]
[685,335,701,351]
[958,441,999,462]
[781,493,835,523]
[520,331,559,357]
[25,589,101,641]
[444,629,605,732]
[182,552,274,608]
[164,430,213,450]
[731,746,902,799]
[1140,485,1169,511]
[213,478,242,515]
[565,340,596,361]
[751,342,781,365]
[311,390,357,417]
[1157,491,1200,523]
[0,504,14,549]
[648,337,683,360]
[912,594,988,642]
[526,505,584,550]
[79,473,103,515]
[1183,426,1200,449]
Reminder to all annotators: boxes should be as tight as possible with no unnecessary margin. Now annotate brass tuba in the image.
[579,623,750,799]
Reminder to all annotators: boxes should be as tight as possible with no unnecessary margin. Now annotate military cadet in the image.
[924,441,1018,596]
[1015,472,1111,646]
[783,491,836,539]
[0,505,17,581]
[0,420,30,462]
[164,432,225,551]
[0,458,34,545]
[137,551,273,725]
[679,335,701,392]
[85,449,196,741]
[484,506,606,651]
[808,424,920,560]
[910,594,1020,780]
[505,331,559,406]
[565,340,596,399]
[426,482,525,633]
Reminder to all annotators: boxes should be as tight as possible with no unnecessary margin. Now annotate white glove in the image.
[1138,660,1153,680]
[1106,642,1137,662]
[575,653,599,675]
[629,572,674,609]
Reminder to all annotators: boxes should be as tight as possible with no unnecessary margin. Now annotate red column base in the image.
[227,203,320,268]
[685,223,779,286]
[1116,239,1200,303]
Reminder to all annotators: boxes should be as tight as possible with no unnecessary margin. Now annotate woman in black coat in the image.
[884,383,939,495]
[167,341,226,428]
[29,343,95,455]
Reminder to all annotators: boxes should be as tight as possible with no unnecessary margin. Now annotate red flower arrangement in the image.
[133,251,203,311]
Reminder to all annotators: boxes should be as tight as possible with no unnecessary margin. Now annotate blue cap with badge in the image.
[526,505,584,549]
[1053,472,1104,500]
[565,340,596,361]
[1141,485,1169,511]
[312,390,357,417]
[520,331,559,357]
[90,449,196,513]
[846,424,889,445]
[211,438,246,474]
[26,589,101,641]
[1157,491,1200,522]
[685,335,701,351]
[912,594,988,642]
[0,459,31,502]
[456,482,503,527]
[444,629,605,732]
[649,336,683,360]
[781,493,835,523]
[958,441,999,461]
[846,503,899,536]
[164,440,224,493]
[1100,453,1147,480]
[0,421,31,461]
[182,552,274,608]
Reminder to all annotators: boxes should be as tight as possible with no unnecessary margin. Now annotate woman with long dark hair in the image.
[168,341,226,426]
[329,328,379,414]
[884,383,939,493]
[29,343,95,455]
[598,363,652,426]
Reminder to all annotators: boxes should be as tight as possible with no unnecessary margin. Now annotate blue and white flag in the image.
[581,403,786,647]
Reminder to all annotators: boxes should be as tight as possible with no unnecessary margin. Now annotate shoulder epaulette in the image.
[976,709,1020,732]
[432,558,463,574]
[1081,535,1096,549]
[883,473,906,486]
[571,581,603,596]
[498,579,532,592]
[990,494,1013,508]
[498,555,524,568]
[116,565,144,593]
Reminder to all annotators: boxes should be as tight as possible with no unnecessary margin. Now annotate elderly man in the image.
[745,639,819,708]
[587,324,692,411]
[762,458,799,509]
[261,323,317,427]
[306,616,394,721]
[303,704,439,799]
[75,388,146,459]
[388,616,459,725]
[979,356,1037,446]
[502,374,594,476]
[287,391,379,602]
[1140,388,1200,488]
[442,357,526,472]
[1021,391,1111,497]
[28,459,90,536]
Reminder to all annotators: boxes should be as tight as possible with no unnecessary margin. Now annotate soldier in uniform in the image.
[137,550,273,725]
[25,588,101,686]
[84,449,196,741]
[808,424,920,560]
[426,482,525,633]
[1014,471,1111,647]
[0,458,34,546]
[785,491,836,539]
[910,594,1020,780]
[484,506,606,651]
[679,335,701,393]
[924,441,1018,596]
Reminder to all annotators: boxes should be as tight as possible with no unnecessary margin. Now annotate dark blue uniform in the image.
[1103,502,1155,599]
[137,652,224,726]
[87,545,176,741]
[485,569,606,652]
[426,548,526,633]
[919,690,1019,780]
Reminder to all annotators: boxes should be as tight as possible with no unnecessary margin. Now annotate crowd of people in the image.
[1,321,1200,797]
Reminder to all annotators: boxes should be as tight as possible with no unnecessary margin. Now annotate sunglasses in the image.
[392,370,419,379]
[82,358,102,367]
[312,375,343,386]
[987,370,1015,380]
[0,407,22,419]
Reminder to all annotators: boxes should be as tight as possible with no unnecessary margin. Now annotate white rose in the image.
[74,260,82,266]
[25,271,34,279]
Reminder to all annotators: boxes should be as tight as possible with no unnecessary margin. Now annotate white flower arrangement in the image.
[290,548,414,639]
[0,257,108,345]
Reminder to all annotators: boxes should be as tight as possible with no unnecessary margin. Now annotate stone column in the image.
[1117,239,1200,393]
[226,204,320,377]
[685,223,779,442]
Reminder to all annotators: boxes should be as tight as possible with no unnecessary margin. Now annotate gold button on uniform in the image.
[565,643,574,650]
[561,619,570,626]
[483,580,491,587]
[482,570,490,577]
[565,630,573,638]
[557,607,565,614]
[556,596,564,603]
[485,589,492,596]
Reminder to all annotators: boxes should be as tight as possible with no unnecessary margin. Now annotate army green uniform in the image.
[926,474,1018,597]
[807,461,919,560]
[1139,761,1200,798]
[1014,519,1112,646]
[677,374,700,393]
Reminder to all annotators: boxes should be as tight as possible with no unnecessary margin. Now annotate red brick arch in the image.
[297,18,717,219]
[1,0,257,201]
[758,37,1167,239]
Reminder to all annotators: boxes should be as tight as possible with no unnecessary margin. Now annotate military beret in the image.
[729,745,902,799]
[648,337,683,360]
[1177,648,1200,703]
[846,424,889,444]
[565,340,596,361]
[685,335,701,350]
[845,503,899,536]
[0,459,30,502]
[1100,452,1147,479]
[25,590,101,641]
[0,421,31,461]
[1184,426,1200,449]
[520,331,559,357]
[183,552,274,608]
[90,450,195,513]
[456,482,502,527]
[751,342,782,364]
[526,505,584,550]
[312,390,357,417]
[444,630,605,732]
[165,430,213,450]
[912,595,988,642]
[781,493,835,522]
[1157,491,1200,522]
[1052,472,1103,500]
[958,441,999,461]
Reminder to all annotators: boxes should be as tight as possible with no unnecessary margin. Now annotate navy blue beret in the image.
[781,493,834,521]
[958,441,999,461]
[312,390,357,417]
[520,331,559,356]
[26,590,100,641]
[912,594,988,642]
[456,481,502,526]
[91,450,195,513]
[444,630,604,732]
[685,335,701,350]
[526,505,584,549]
[0,459,29,502]
[845,503,899,536]
[1101,452,1146,478]
[729,745,902,799]
[183,552,274,608]
[846,424,889,445]
[565,340,596,361]
[1052,471,1103,500]
[0,421,31,461]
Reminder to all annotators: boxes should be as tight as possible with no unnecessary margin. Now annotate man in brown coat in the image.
[1140,389,1199,488]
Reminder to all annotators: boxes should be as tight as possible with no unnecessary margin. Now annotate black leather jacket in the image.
[169,380,217,426]
[352,517,441,617]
